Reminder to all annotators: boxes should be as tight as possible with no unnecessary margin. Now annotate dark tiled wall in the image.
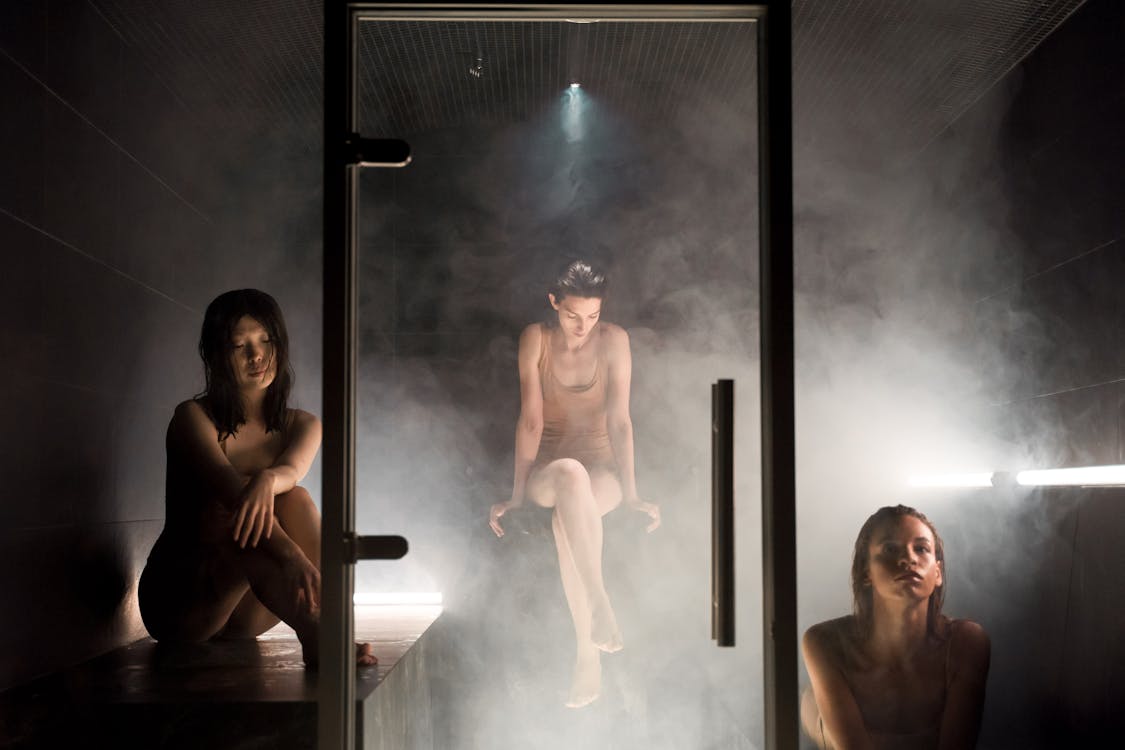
[0,0,317,692]
[927,0,1125,746]
[965,0,1125,467]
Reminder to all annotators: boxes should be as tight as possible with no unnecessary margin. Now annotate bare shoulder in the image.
[517,323,546,368]
[518,322,544,351]
[599,322,630,357]
[174,398,206,418]
[171,399,214,431]
[600,321,629,345]
[948,619,991,673]
[803,616,855,665]
[287,408,321,430]
[284,409,322,452]
[166,400,220,456]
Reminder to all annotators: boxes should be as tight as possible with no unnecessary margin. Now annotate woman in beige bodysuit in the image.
[802,505,991,749]
[489,260,660,708]
[138,289,375,668]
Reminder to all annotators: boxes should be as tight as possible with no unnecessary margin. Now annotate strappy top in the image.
[535,323,616,471]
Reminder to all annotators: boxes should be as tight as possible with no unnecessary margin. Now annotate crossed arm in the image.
[168,400,322,547]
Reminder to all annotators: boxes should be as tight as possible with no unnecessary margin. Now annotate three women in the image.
[142,282,989,746]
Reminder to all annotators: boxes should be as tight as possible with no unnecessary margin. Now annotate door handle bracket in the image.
[343,134,412,167]
[342,532,409,563]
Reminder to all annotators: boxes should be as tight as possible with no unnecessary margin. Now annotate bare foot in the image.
[590,598,623,653]
[566,649,601,708]
[299,632,378,668]
[356,642,377,667]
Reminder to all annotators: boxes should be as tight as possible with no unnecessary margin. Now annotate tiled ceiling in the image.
[91,0,1086,155]
[355,19,760,135]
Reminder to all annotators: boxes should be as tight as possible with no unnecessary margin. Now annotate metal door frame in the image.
[322,3,794,748]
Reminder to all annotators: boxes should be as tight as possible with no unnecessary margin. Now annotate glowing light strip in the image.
[907,472,994,488]
[1016,465,1125,487]
[353,592,443,606]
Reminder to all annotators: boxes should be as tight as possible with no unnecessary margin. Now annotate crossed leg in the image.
[526,459,623,707]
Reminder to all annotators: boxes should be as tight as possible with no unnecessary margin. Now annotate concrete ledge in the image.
[0,605,442,750]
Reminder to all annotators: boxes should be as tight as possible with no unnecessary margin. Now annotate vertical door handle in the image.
[712,379,735,646]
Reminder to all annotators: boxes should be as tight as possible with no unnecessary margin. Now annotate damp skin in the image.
[228,317,277,393]
[137,291,377,669]
[489,272,660,708]
[801,509,991,750]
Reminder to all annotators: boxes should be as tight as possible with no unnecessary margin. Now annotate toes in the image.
[566,692,599,709]
[356,642,378,667]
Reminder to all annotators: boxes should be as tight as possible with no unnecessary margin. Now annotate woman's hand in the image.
[283,547,321,616]
[489,500,521,538]
[233,472,276,548]
[626,496,661,533]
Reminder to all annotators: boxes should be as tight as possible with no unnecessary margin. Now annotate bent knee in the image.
[548,458,593,495]
[276,485,316,513]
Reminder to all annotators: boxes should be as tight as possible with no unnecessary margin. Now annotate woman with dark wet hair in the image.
[802,505,990,750]
[489,259,660,708]
[139,289,375,667]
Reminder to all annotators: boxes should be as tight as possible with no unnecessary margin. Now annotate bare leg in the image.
[528,460,624,706]
[220,488,374,667]
[553,509,600,707]
[587,469,623,649]
[530,459,621,652]
[218,487,322,638]
[139,488,374,667]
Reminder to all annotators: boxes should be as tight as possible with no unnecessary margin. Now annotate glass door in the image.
[325,4,793,749]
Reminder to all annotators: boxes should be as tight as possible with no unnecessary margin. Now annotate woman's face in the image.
[866,515,943,605]
[228,315,276,392]
[549,294,602,341]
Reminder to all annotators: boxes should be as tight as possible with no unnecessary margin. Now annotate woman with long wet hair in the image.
[139,289,374,667]
[489,259,661,708]
[802,505,990,749]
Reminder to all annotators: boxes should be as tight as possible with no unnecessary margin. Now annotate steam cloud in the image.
[344,20,1048,750]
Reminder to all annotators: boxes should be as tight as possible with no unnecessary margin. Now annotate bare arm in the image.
[938,620,991,750]
[510,323,545,505]
[169,401,321,548]
[604,325,638,501]
[490,324,544,537]
[803,624,875,750]
[168,399,251,509]
[605,325,660,531]
[259,409,322,495]
[170,402,321,498]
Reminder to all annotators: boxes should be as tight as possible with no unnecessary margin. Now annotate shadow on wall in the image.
[0,517,143,691]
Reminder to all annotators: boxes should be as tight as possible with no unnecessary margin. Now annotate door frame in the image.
[321,4,794,748]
